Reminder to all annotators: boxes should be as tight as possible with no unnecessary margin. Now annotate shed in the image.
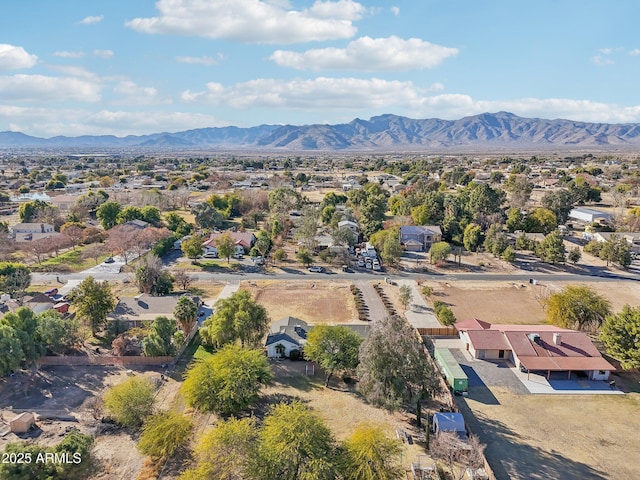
[432,412,466,438]
[10,412,35,433]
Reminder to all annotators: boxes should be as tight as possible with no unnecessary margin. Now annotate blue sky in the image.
[1,0,639,137]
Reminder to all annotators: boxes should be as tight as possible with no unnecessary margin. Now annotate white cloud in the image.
[0,75,101,103]
[47,65,97,79]
[181,76,640,124]
[79,15,104,25]
[53,51,85,58]
[93,49,114,59]
[270,36,458,71]
[629,49,640,56]
[176,55,221,66]
[0,104,222,137]
[125,0,363,43]
[591,55,614,66]
[112,81,168,105]
[182,77,422,109]
[0,44,38,71]
[391,6,400,16]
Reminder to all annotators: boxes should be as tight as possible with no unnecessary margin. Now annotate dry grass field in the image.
[424,280,639,324]
[242,280,361,325]
[459,387,640,480]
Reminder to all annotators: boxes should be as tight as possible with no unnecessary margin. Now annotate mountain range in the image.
[3,112,640,151]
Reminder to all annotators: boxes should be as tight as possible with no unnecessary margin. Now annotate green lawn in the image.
[32,246,107,272]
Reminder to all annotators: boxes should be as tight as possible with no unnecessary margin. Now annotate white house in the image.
[337,220,359,234]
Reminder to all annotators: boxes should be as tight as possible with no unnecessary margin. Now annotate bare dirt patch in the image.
[459,388,640,480]
[0,365,165,479]
[243,280,361,324]
[424,279,640,325]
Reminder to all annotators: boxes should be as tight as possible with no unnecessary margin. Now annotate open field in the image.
[242,280,361,325]
[458,387,640,480]
[424,280,640,324]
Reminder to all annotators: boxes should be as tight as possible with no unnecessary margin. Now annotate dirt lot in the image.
[458,387,640,480]
[424,280,640,324]
[242,280,362,325]
[0,365,165,480]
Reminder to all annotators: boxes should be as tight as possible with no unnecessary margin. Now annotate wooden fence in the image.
[38,355,175,366]
[417,326,459,337]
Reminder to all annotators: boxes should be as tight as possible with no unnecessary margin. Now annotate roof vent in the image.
[528,333,541,345]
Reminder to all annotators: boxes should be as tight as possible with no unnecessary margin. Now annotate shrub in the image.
[433,301,457,326]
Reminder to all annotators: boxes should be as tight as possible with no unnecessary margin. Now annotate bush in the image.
[103,377,155,428]
[433,301,457,326]
[289,349,302,361]
[421,286,434,298]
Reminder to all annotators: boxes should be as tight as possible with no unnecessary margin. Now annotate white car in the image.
[203,252,218,258]
[308,266,325,273]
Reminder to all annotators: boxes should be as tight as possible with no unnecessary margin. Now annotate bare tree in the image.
[173,270,194,291]
[430,431,486,480]
[106,225,139,264]
[61,225,84,249]
[49,234,73,257]
[82,244,105,264]
[24,238,53,264]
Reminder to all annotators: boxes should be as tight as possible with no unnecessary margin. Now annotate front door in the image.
[499,350,505,359]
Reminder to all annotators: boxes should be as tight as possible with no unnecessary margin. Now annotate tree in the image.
[467,182,505,218]
[429,241,451,264]
[200,290,270,348]
[504,174,533,208]
[600,305,640,370]
[1,307,45,366]
[60,224,85,249]
[135,254,166,294]
[545,285,611,332]
[304,325,362,387]
[463,223,482,253]
[541,189,574,224]
[37,310,81,355]
[430,431,485,480]
[358,316,439,427]
[181,234,204,260]
[216,233,236,264]
[332,225,357,248]
[398,284,413,310]
[599,235,632,268]
[26,237,54,265]
[568,247,582,264]
[106,225,138,264]
[505,207,525,233]
[343,423,404,480]
[138,411,194,459]
[173,269,194,291]
[0,324,25,376]
[0,262,31,302]
[273,248,287,263]
[525,207,558,234]
[18,199,49,222]
[53,429,95,480]
[255,401,340,480]
[68,276,116,335]
[296,247,313,267]
[142,316,178,357]
[192,202,224,229]
[180,417,258,480]
[103,377,155,428]
[502,245,516,263]
[536,231,566,264]
[182,344,273,415]
[174,296,198,333]
[96,200,122,229]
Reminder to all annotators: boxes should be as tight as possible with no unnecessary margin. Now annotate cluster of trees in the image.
[433,301,456,325]
[584,236,632,268]
[181,405,404,480]
[0,307,81,376]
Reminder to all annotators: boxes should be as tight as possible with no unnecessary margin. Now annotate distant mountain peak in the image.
[2,112,639,151]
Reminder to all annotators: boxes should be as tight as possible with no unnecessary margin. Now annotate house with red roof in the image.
[202,230,256,256]
[456,319,615,381]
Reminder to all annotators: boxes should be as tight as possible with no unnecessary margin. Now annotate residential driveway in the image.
[394,279,440,329]
[354,281,387,323]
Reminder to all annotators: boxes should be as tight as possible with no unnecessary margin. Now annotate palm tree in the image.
[173,296,198,333]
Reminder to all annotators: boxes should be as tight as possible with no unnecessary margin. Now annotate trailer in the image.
[433,348,468,394]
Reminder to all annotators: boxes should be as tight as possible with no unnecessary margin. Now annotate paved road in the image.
[34,269,640,285]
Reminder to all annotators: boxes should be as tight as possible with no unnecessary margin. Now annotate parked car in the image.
[44,288,58,297]
[104,257,115,263]
[232,252,244,259]
[254,256,265,265]
[203,252,218,258]
[308,266,325,273]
